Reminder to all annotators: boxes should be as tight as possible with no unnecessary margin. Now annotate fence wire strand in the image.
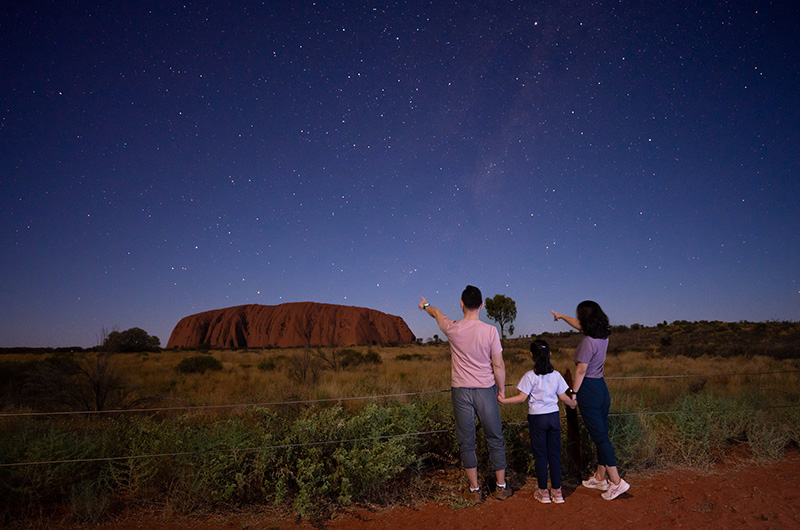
[2,368,799,468]
[2,369,798,418]
[0,429,452,468]
[2,404,798,469]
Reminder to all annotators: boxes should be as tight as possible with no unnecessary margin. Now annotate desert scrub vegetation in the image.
[1,379,798,524]
[1,320,799,523]
[0,399,453,524]
[175,355,223,374]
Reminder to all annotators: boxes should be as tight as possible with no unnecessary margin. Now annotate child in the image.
[499,339,577,503]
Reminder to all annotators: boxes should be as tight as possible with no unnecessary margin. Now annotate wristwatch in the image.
[423,303,430,308]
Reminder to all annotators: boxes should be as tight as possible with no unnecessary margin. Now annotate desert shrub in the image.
[653,394,751,467]
[363,350,382,365]
[0,359,71,407]
[68,477,111,523]
[106,402,442,516]
[688,377,707,394]
[395,353,425,361]
[175,355,223,374]
[607,404,657,470]
[288,348,325,384]
[18,354,140,412]
[500,421,530,472]
[746,413,789,461]
[270,404,408,513]
[189,417,269,502]
[4,409,389,519]
[338,348,362,368]
[782,406,800,447]
[0,421,117,522]
[338,348,382,369]
[257,359,276,371]
[106,416,188,496]
[502,348,527,365]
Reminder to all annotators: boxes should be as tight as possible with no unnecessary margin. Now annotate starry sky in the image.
[2,1,798,348]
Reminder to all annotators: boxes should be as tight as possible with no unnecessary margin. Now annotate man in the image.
[418,285,512,503]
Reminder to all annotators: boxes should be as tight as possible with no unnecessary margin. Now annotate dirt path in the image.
[38,450,800,529]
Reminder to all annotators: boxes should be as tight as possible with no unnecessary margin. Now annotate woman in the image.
[551,301,630,500]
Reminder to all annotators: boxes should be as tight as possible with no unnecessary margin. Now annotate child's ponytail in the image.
[531,339,554,375]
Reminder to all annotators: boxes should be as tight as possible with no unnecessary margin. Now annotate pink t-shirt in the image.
[438,318,503,388]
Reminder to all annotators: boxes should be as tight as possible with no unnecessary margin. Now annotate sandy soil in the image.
[30,449,800,530]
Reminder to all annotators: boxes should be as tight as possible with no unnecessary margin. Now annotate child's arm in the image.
[558,391,577,409]
[498,391,529,406]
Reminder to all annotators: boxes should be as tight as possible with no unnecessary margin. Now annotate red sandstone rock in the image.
[166,302,416,349]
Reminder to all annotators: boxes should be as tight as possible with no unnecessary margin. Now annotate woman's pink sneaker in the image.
[581,476,609,491]
[601,479,630,500]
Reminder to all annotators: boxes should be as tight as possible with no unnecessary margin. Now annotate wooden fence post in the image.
[564,368,582,479]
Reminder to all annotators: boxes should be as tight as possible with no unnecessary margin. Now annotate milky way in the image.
[1,1,798,347]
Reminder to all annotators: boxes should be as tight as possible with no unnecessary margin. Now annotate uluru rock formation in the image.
[166,302,416,349]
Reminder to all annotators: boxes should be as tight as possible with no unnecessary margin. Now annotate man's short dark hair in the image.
[461,285,483,310]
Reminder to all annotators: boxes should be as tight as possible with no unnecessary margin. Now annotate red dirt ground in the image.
[33,449,800,529]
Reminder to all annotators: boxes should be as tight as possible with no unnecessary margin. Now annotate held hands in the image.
[567,389,578,408]
[496,385,506,405]
[559,391,578,409]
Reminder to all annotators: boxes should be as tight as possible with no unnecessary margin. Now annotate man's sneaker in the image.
[581,476,610,491]
[601,479,630,500]
[494,485,513,500]
[462,489,484,504]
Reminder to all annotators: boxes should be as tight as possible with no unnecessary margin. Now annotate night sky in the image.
[2,1,798,348]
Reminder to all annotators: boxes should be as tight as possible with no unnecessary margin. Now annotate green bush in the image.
[175,355,223,374]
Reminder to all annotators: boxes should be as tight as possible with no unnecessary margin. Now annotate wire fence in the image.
[3,403,799,468]
[1,368,798,468]
[2,369,798,418]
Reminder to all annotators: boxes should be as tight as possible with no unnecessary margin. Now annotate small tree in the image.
[21,354,142,411]
[102,327,161,353]
[485,294,517,339]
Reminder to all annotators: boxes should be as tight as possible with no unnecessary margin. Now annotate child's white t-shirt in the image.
[516,370,569,415]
